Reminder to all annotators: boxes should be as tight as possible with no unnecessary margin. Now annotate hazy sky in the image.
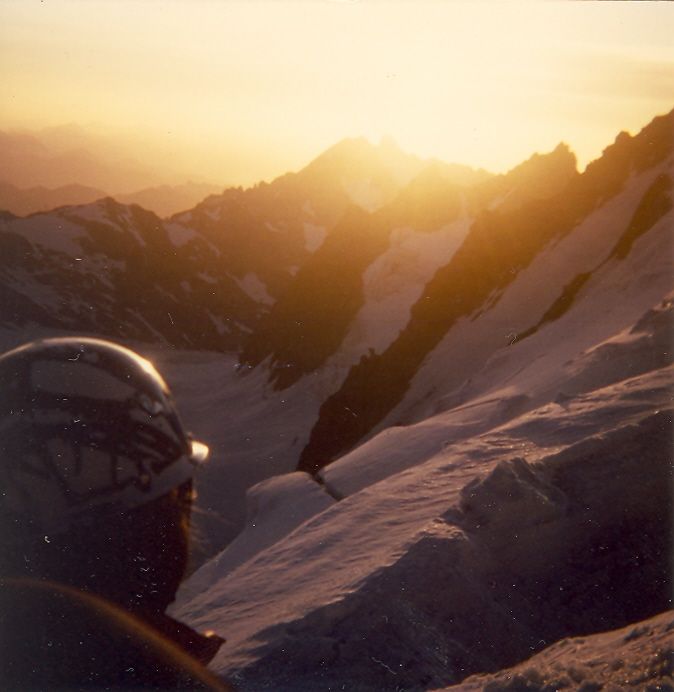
[2,0,673,185]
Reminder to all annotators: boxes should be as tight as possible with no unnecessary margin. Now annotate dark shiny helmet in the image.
[0,337,209,540]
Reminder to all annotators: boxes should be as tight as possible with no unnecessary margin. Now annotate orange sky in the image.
[1,1,673,185]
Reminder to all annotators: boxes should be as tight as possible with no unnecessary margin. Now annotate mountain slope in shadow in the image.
[298,110,673,474]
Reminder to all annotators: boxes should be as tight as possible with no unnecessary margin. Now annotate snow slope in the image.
[2,316,669,690]
[173,355,672,689]
[296,112,673,474]
[390,157,673,431]
[321,281,673,499]
[178,472,336,604]
[337,209,472,360]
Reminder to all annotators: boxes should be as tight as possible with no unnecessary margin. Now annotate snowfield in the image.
[173,352,673,689]
[321,292,674,498]
[383,156,674,436]
[338,211,472,361]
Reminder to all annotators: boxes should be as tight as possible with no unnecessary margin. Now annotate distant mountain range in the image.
[2,108,671,475]
[1,127,159,192]
[0,179,222,218]
[0,127,221,216]
[0,135,491,345]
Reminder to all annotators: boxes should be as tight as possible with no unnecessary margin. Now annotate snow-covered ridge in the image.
[177,473,335,605]
[174,363,672,690]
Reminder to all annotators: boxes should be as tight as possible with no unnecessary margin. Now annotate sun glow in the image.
[1,1,673,184]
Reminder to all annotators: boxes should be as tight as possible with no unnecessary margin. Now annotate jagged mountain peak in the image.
[296,137,491,214]
[300,136,489,188]
[77,195,148,220]
[298,135,426,195]
[179,136,489,227]
[469,141,579,214]
[504,141,578,188]
[305,135,411,168]
[590,108,673,178]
